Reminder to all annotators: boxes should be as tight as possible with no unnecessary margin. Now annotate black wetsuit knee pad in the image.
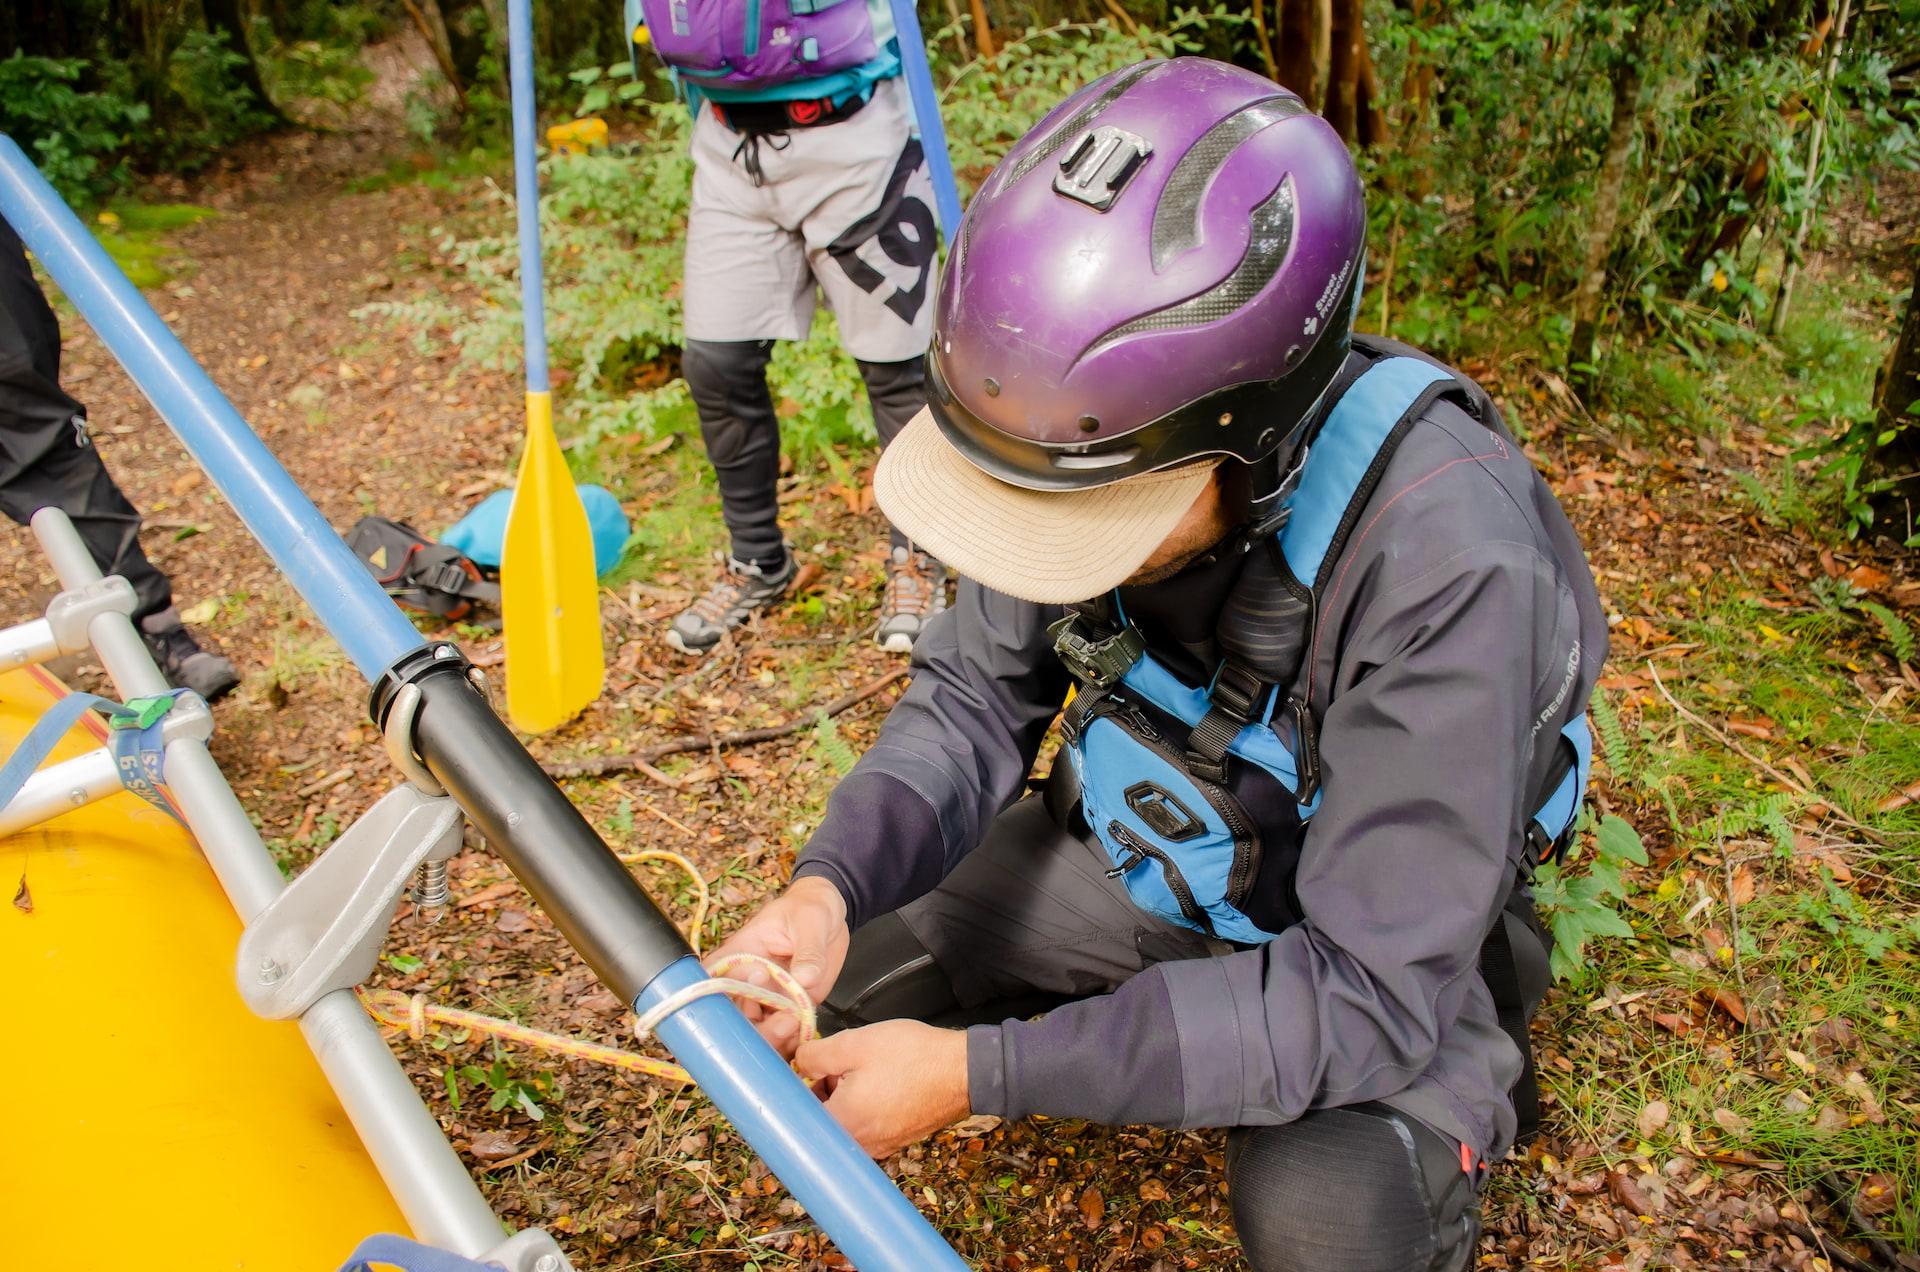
[1225,1103,1482,1272]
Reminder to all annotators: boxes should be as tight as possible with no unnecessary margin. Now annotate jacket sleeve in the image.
[794,579,1071,928]
[970,539,1589,1151]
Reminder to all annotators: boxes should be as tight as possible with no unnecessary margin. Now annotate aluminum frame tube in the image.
[27,512,507,1256]
[0,746,122,839]
[0,139,425,682]
[0,618,60,671]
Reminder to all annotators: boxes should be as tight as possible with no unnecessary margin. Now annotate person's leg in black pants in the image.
[0,220,237,699]
[668,338,798,656]
[820,793,1487,1272]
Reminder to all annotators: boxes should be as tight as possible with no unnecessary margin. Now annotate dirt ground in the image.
[3,46,1917,1272]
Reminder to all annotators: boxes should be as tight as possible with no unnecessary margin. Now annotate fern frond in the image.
[812,713,859,777]
[1590,690,1634,786]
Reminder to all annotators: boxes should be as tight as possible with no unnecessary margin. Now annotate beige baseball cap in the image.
[874,407,1220,605]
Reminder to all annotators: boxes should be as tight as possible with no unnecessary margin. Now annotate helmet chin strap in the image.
[1236,432,1308,547]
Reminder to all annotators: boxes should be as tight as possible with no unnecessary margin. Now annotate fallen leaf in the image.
[678,764,718,785]
[1138,1178,1169,1202]
[468,1131,522,1161]
[1651,1011,1696,1035]
[495,907,533,932]
[179,598,221,625]
[1812,1105,1849,1136]
[1139,1226,1165,1251]
[170,470,203,495]
[460,881,519,908]
[1728,865,1756,905]
[1079,1185,1105,1228]
[1855,1173,1900,1217]
[1845,564,1890,592]
[1726,720,1774,739]
[1636,1100,1671,1138]
[1712,1107,1750,1137]
[12,875,30,913]
[1708,986,1749,1025]
[578,991,622,1013]
[1876,779,1920,814]
[1610,1170,1656,1218]
[952,1115,1002,1138]
[1841,1071,1886,1124]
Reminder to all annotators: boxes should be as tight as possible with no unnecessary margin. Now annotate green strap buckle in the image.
[1049,613,1146,690]
[109,695,175,732]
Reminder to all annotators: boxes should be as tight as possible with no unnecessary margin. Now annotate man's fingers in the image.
[793,1031,855,1082]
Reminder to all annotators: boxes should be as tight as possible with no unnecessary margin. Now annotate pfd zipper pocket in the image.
[1087,692,1264,911]
[1105,821,1216,937]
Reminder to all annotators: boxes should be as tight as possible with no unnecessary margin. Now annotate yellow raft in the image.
[1,663,407,1268]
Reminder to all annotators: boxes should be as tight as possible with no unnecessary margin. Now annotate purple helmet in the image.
[927,58,1366,491]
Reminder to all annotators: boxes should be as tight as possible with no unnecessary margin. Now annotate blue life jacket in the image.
[1055,338,1593,947]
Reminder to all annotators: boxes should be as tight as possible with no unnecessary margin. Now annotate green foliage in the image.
[0,53,149,203]
[812,713,860,777]
[445,1051,554,1120]
[162,28,280,160]
[1533,812,1648,980]
[1589,688,1634,784]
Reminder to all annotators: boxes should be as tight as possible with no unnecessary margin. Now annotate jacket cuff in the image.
[966,1024,1007,1117]
[991,970,1186,1127]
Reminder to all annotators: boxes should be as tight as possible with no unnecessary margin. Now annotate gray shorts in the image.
[683,76,938,362]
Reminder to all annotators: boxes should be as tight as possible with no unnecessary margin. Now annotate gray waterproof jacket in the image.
[795,364,1608,1157]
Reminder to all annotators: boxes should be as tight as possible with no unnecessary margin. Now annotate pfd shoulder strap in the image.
[1192,342,1491,798]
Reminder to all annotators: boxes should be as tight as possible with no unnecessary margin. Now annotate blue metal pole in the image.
[0,136,424,681]
[887,0,964,237]
[505,0,549,394]
[0,135,974,1272]
[639,959,971,1271]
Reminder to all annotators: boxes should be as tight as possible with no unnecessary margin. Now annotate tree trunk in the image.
[200,0,284,120]
[1324,0,1360,140]
[1250,0,1279,81]
[1566,24,1644,390]
[1866,236,1920,544]
[1275,0,1329,107]
[399,0,469,113]
[968,0,998,65]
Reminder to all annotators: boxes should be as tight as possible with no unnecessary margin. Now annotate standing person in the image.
[706,60,1607,1272]
[627,0,947,655]
[0,219,240,701]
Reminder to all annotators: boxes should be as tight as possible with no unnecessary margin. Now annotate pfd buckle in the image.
[1048,613,1145,690]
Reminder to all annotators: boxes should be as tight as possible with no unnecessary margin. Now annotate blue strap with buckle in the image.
[0,688,189,821]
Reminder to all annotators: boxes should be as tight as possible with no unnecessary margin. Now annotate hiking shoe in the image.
[139,609,241,702]
[876,547,947,653]
[667,553,798,655]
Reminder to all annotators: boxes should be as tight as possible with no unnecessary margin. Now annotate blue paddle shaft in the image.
[507,0,550,394]
[887,0,964,236]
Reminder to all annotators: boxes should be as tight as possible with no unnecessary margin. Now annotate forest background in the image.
[2,0,1919,1269]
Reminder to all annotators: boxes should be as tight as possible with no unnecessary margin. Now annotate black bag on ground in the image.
[345,516,500,620]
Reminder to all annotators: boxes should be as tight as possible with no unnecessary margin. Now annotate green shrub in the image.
[0,53,149,203]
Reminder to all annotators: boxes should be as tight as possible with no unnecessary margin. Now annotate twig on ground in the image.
[545,669,912,780]
[477,1134,551,1171]
[1818,1173,1906,1271]
[1647,662,1890,845]
[1780,1218,1880,1272]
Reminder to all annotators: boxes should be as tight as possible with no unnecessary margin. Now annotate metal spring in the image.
[412,859,450,923]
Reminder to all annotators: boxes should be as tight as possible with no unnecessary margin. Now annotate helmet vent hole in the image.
[1217,412,1233,426]
[1257,428,1276,450]
[984,377,1001,397]
[1077,415,1100,433]
[1284,345,1302,368]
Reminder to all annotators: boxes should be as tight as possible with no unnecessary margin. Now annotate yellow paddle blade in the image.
[503,390,604,732]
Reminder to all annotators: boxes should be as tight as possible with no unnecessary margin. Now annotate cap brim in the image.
[874,408,1218,605]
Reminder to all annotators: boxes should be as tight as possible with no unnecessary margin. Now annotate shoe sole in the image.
[876,631,915,654]
[665,628,716,657]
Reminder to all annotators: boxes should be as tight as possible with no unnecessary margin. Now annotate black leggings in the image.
[682,338,926,566]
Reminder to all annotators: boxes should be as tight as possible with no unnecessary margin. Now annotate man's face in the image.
[1120,468,1234,587]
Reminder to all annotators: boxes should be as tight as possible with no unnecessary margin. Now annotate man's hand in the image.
[795,1020,970,1158]
[703,875,849,1057]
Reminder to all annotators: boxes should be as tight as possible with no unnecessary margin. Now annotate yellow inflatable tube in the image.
[1,665,407,1268]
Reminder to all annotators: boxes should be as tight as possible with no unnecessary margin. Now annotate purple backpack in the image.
[630,0,880,93]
